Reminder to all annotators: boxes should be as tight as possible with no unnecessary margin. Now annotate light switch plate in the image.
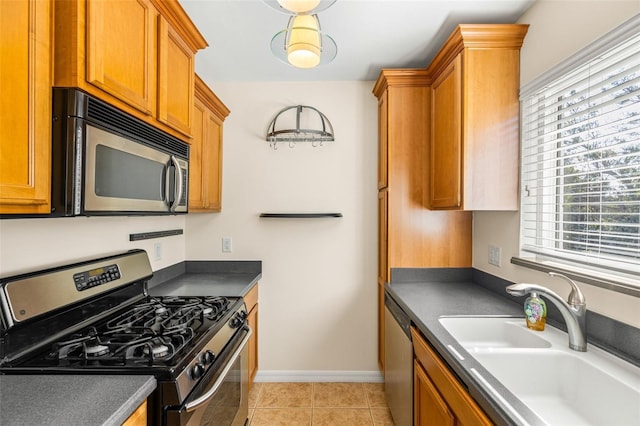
[222,237,233,253]
[488,245,501,267]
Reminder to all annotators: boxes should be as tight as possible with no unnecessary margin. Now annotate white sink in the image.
[438,316,551,349]
[474,350,640,425]
[438,316,640,425]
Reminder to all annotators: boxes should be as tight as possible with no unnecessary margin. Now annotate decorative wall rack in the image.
[265,105,334,149]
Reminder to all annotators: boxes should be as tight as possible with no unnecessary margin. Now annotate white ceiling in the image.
[179,0,535,82]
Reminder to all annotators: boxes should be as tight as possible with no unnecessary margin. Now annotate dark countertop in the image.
[147,260,262,297]
[385,268,546,426]
[0,375,156,426]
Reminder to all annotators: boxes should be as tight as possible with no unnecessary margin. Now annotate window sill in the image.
[510,257,640,299]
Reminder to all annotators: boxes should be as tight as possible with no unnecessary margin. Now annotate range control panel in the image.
[73,264,121,291]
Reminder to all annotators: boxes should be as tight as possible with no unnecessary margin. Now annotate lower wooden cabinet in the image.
[414,360,455,426]
[244,284,259,390]
[189,75,229,212]
[411,327,491,426]
[122,400,147,426]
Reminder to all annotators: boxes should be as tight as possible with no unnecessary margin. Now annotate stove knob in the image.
[230,313,244,329]
[201,350,215,365]
[191,363,205,379]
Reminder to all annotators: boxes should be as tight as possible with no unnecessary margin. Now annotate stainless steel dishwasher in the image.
[384,292,413,426]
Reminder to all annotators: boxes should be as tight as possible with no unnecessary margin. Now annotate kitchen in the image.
[1,0,639,425]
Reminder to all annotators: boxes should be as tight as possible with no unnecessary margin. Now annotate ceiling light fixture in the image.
[264,0,337,15]
[270,14,337,69]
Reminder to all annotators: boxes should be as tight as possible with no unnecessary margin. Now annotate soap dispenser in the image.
[524,292,547,331]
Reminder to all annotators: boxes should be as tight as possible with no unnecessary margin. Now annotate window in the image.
[520,18,640,279]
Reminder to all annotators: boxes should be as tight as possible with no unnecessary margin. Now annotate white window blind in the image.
[520,26,640,276]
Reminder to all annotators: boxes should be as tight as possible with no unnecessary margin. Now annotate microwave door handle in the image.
[164,160,172,208]
[185,327,252,412]
[167,155,183,212]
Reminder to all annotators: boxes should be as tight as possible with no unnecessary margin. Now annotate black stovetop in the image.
[4,295,243,374]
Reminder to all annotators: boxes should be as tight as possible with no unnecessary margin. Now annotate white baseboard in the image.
[253,370,384,383]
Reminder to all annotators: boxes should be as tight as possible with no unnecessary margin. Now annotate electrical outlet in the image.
[222,237,233,253]
[488,245,501,267]
[154,243,162,261]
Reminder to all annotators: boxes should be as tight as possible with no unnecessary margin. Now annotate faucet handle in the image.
[549,272,586,306]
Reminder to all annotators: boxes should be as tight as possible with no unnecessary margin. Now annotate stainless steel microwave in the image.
[51,88,189,216]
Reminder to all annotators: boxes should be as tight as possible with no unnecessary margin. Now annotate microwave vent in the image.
[86,99,189,159]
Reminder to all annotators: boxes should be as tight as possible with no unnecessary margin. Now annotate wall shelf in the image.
[129,229,183,241]
[259,213,342,218]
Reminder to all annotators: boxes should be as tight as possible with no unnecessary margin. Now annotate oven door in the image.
[166,327,251,426]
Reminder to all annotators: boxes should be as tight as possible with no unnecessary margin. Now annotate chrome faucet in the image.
[506,272,587,351]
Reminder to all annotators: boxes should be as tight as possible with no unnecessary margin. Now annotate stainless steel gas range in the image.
[0,250,251,426]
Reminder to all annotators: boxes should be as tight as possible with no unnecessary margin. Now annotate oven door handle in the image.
[185,327,252,412]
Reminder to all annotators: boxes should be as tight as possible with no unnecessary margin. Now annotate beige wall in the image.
[473,0,640,327]
[0,216,186,275]
[185,81,380,379]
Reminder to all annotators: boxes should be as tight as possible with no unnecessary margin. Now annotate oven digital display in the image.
[73,264,121,291]
[89,267,104,277]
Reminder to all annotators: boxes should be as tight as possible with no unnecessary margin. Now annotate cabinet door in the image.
[188,96,207,210]
[189,106,223,212]
[377,189,388,369]
[158,17,194,136]
[412,327,492,425]
[378,90,389,189]
[414,360,455,426]
[430,54,462,209]
[203,113,223,211]
[86,0,156,115]
[0,0,52,214]
[248,304,258,388]
[245,284,259,390]
[378,280,385,371]
[122,400,147,426]
[378,189,389,283]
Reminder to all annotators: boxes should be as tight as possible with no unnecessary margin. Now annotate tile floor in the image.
[248,382,396,426]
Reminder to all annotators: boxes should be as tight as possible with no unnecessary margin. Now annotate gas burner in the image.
[202,307,213,315]
[144,344,170,359]
[162,296,202,307]
[155,306,168,315]
[85,343,110,357]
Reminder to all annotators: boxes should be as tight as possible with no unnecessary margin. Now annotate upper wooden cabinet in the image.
[430,55,462,209]
[189,75,230,212]
[373,70,472,369]
[84,0,157,115]
[54,0,206,139]
[377,91,389,189]
[427,24,528,210]
[157,15,195,135]
[373,70,473,279]
[0,0,53,214]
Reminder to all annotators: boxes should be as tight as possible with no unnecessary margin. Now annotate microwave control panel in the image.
[73,264,121,291]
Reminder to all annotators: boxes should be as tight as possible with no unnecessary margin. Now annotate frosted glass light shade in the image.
[277,0,321,14]
[270,14,337,69]
[287,15,321,68]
